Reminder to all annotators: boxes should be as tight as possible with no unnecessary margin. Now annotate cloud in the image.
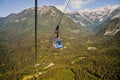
[55,0,70,12]
[55,0,95,12]
[70,0,95,9]
[55,4,71,13]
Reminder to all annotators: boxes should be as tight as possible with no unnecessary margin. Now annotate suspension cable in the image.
[55,0,71,39]
[57,0,71,27]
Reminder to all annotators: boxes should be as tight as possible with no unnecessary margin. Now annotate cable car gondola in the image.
[53,38,63,49]
[53,25,63,48]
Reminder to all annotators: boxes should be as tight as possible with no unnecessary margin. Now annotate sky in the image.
[0,0,120,17]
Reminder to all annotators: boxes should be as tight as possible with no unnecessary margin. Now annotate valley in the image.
[0,5,120,80]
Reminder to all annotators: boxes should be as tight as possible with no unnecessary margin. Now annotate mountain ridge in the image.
[67,5,120,35]
[0,5,120,80]
[0,6,82,47]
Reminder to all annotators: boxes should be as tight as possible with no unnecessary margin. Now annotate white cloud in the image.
[70,0,95,9]
[55,0,95,12]
[55,0,70,12]
[55,4,71,13]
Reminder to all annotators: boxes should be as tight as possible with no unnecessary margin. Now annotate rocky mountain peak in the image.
[67,5,120,28]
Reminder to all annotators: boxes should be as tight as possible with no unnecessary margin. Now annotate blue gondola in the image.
[53,38,63,49]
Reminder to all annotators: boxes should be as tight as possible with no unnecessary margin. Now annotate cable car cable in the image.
[57,0,71,27]
[53,0,71,48]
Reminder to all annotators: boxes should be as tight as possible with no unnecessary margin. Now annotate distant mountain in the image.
[96,6,120,36]
[0,5,120,47]
[0,17,3,22]
[0,6,81,47]
[67,5,120,33]
[107,6,120,21]
[97,17,120,36]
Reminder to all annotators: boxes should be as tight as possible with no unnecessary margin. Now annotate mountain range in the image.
[67,5,120,35]
[0,5,120,80]
[0,5,120,42]
[0,6,81,47]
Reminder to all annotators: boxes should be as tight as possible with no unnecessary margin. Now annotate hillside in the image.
[0,6,82,79]
[97,17,120,36]
[0,6,120,80]
[0,6,81,47]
